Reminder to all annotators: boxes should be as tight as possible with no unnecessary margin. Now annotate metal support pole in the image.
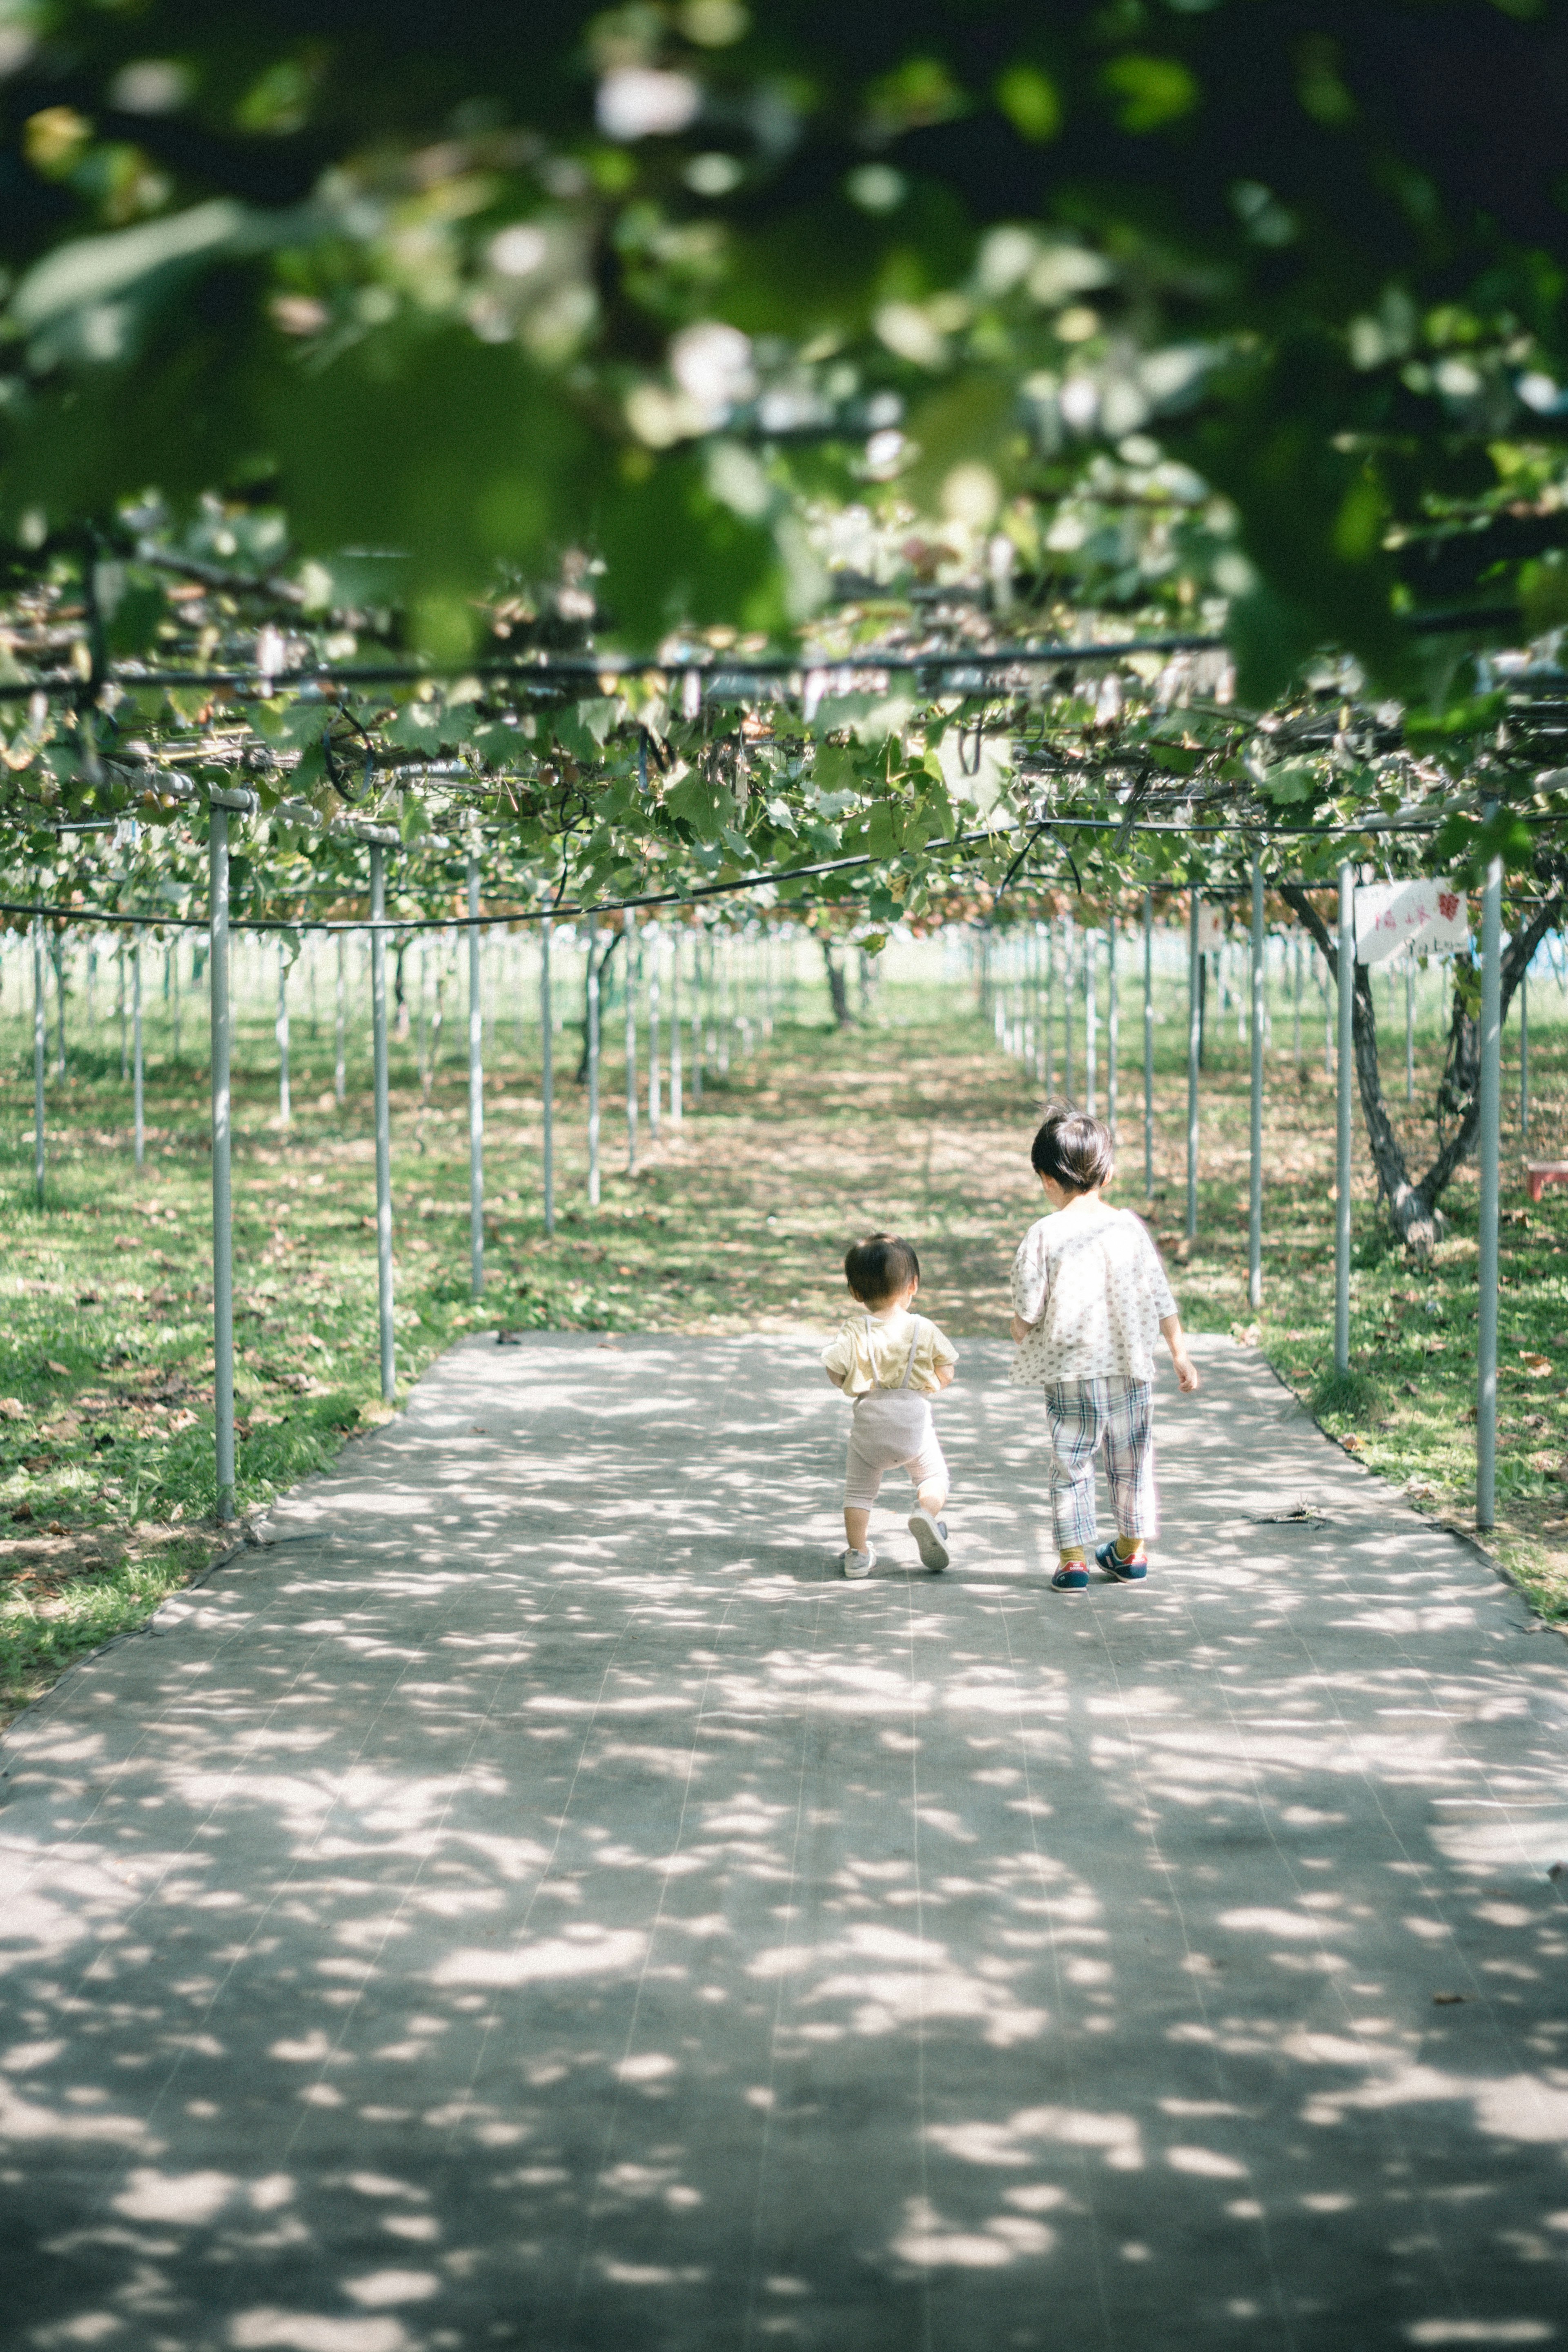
[52,937,66,1078]
[1405,955,1416,1105]
[1085,929,1098,1116]
[334,935,347,1104]
[1046,921,1058,1095]
[467,852,484,1300]
[1334,864,1354,1376]
[541,916,555,1236]
[133,938,145,1168]
[1063,918,1075,1101]
[647,921,661,1137]
[1249,856,1265,1312]
[209,810,236,1520]
[586,912,601,1207]
[1293,930,1303,1071]
[276,942,290,1127]
[1477,849,1503,1530]
[1107,919,1118,1141]
[625,916,639,1171]
[691,932,704,1104]
[171,940,181,1063]
[1143,894,1154,1198]
[370,845,395,1402]
[1520,969,1530,1145]
[1186,889,1201,1240]
[32,913,46,1207]
[670,929,683,1126]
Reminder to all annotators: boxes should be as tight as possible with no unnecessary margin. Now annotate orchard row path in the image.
[2,1332,1566,2352]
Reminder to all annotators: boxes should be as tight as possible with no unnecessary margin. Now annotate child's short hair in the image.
[844,1231,920,1305]
[1031,1104,1114,1195]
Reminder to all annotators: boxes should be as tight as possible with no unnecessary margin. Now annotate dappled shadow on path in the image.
[2,1335,1567,2350]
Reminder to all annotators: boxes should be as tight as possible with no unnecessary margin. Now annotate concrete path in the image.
[3,1333,1568,2352]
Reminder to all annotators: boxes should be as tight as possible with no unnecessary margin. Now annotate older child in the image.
[823,1232,957,1580]
[1010,1106,1198,1591]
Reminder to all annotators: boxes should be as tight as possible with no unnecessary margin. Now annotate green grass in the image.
[2,936,1566,1721]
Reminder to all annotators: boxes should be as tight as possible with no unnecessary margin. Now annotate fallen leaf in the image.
[1519,1352,1553,1376]
[1340,1433,1364,1454]
[1431,1992,1466,2007]
[0,1398,24,1420]
[45,1360,70,1376]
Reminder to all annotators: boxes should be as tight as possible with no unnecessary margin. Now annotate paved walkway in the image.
[3,1334,1567,2352]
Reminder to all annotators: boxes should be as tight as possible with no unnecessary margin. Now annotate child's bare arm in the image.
[825,1368,846,1390]
[1009,1312,1036,1344]
[934,1361,955,1389]
[1160,1311,1200,1393]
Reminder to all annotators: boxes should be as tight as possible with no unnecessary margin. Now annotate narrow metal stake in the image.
[647,922,661,1137]
[1062,918,1075,1101]
[1186,889,1201,1241]
[32,913,46,1207]
[1047,920,1058,1095]
[1107,918,1118,1141]
[171,940,181,1062]
[626,915,639,1172]
[209,811,236,1520]
[1143,894,1154,1197]
[586,912,601,1208]
[1477,849,1503,1529]
[1248,855,1265,1312]
[52,936,66,1078]
[1520,969,1530,1144]
[541,917,555,1236]
[1334,864,1354,1376]
[670,929,683,1126]
[1293,930,1303,1071]
[690,931,704,1104]
[1085,928,1098,1116]
[1405,954,1416,1104]
[208,809,236,1515]
[370,845,396,1402]
[118,944,128,1080]
[467,851,484,1299]
[334,935,347,1104]
[133,938,145,1167]
[276,942,290,1127]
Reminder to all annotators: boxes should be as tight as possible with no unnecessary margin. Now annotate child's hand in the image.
[1009,1314,1034,1345]
[1172,1350,1200,1393]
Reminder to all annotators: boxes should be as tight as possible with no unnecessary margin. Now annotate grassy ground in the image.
[2,938,1564,1721]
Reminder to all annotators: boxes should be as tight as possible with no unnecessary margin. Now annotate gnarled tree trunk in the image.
[1278,882,1562,1258]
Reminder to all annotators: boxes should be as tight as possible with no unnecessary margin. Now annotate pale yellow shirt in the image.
[821,1307,958,1398]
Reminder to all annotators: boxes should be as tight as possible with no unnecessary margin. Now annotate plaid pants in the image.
[1043,1379,1157,1553]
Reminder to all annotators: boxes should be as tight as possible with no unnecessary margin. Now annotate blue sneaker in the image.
[1096,1538,1147,1582]
[1051,1562,1089,1592]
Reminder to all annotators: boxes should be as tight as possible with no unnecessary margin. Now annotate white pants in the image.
[843,1390,948,1511]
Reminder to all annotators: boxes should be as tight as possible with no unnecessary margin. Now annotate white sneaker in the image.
[907,1510,950,1571]
[841,1544,875,1580]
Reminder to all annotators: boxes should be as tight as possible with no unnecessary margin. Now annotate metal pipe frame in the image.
[132,937,145,1168]
[586,911,601,1208]
[1334,863,1354,1376]
[541,915,555,1236]
[1477,849,1503,1530]
[467,851,484,1300]
[209,810,236,1519]
[32,911,46,1207]
[276,943,290,1127]
[1143,893,1154,1198]
[1248,855,1265,1312]
[370,843,396,1402]
[1186,888,1201,1240]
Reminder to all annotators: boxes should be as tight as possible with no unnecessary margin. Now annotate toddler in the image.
[822,1232,957,1580]
[1009,1106,1198,1591]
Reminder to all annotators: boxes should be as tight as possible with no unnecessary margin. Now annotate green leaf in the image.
[995,65,1062,142]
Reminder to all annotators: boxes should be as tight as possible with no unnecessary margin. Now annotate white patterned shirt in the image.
[1009,1202,1177,1387]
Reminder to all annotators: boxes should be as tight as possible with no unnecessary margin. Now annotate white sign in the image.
[1354,878,1469,967]
[1196,906,1226,952]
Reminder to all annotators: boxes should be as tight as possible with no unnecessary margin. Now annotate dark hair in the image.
[844,1231,921,1305]
[1031,1103,1114,1195]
